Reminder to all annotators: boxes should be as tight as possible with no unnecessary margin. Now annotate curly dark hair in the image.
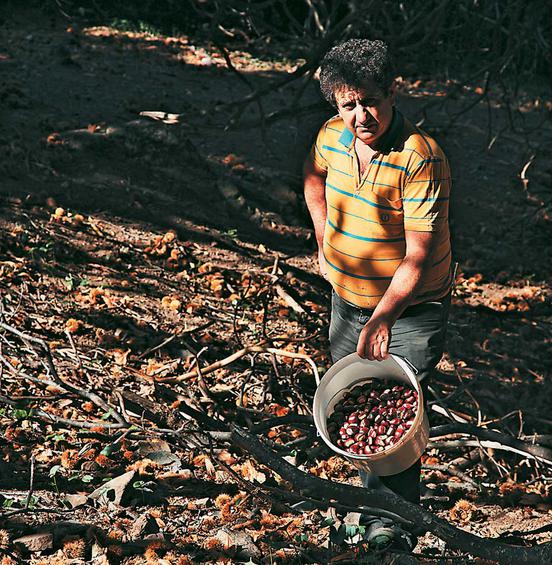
[319,39,395,107]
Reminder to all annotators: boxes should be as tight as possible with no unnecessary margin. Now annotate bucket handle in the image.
[313,366,321,387]
[393,354,419,375]
[315,354,418,389]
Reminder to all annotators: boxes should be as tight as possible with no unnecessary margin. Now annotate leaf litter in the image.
[0,11,551,565]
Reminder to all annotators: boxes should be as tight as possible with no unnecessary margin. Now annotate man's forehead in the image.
[335,81,384,101]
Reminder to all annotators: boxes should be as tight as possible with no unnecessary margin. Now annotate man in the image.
[304,39,452,549]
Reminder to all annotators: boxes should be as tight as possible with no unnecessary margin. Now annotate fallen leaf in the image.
[268,403,289,417]
[88,287,104,304]
[112,348,130,366]
[162,231,177,243]
[222,154,244,166]
[14,532,53,553]
[218,450,237,466]
[161,296,181,311]
[169,299,181,311]
[65,318,82,334]
[101,293,116,308]
[238,460,266,484]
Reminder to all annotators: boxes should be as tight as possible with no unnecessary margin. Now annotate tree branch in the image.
[229,424,552,564]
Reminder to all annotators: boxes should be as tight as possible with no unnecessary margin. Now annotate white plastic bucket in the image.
[313,353,429,476]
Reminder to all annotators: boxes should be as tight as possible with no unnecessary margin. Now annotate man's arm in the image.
[356,230,439,361]
[303,157,329,278]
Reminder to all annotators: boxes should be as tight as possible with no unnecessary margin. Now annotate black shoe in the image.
[364,518,417,552]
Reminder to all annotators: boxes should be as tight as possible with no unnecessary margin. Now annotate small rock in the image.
[216,528,261,560]
[90,470,135,506]
[137,439,181,468]
[129,513,159,540]
[136,439,170,456]
[63,493,89,509]
[144,451,180,466]
[90,542,108,563]
[14,532,53,552]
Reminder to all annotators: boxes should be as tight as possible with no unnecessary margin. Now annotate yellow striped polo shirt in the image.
[309,109,452,309]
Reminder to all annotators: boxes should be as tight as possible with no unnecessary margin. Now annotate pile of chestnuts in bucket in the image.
[327,381,419,456]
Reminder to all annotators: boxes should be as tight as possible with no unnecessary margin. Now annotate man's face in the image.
[335,80,396,147]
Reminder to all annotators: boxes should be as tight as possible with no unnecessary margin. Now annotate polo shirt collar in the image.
[337,108,404,154]
[337,126,354,149]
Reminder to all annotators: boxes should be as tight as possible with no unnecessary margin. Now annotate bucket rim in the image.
[312,353,425,461]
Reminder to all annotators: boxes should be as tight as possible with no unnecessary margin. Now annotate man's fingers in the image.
[357,333,374,360]
[373,339,383,361]
[372,340,380,361]
[376,337,389,361]
[373,337,389,361]
[356,332,367,358]
[369,340,378,361]
[380,337,389,359]
[357,326,391,361]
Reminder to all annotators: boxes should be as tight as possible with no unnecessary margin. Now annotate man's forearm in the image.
[370,256,428,325]
[303,166,327,246]
[356,230,438,360]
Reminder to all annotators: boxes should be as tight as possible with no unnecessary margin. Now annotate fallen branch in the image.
[222,413,552,468]
[24,455,35,510]
[274,284,306,316]
[229,424,552,564]
[431,423,552,465]
[429,438,552,468]
[160,396,552,563]
[422,463,484,491]
[263,483,415,527]
[0,393,126,430]
[156,344,320,386]
[249,413,316,433]
[1,506,76,518]
[0,322,127,426]
[221,6,362,113]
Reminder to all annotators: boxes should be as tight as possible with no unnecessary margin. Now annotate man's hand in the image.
[357,315,392,361]
[318,247,329,280]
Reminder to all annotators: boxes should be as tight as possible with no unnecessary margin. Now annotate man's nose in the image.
[355,104,369,123]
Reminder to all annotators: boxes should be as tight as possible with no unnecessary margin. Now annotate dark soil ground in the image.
[0,7,551,565]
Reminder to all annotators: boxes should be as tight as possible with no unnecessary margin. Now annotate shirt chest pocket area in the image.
[370,185,402,207]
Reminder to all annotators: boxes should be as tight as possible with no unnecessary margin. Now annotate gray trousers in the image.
[329,290,450,503]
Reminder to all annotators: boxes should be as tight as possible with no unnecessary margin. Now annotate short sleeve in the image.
[403,154,451,232]
[308,123,329,172]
